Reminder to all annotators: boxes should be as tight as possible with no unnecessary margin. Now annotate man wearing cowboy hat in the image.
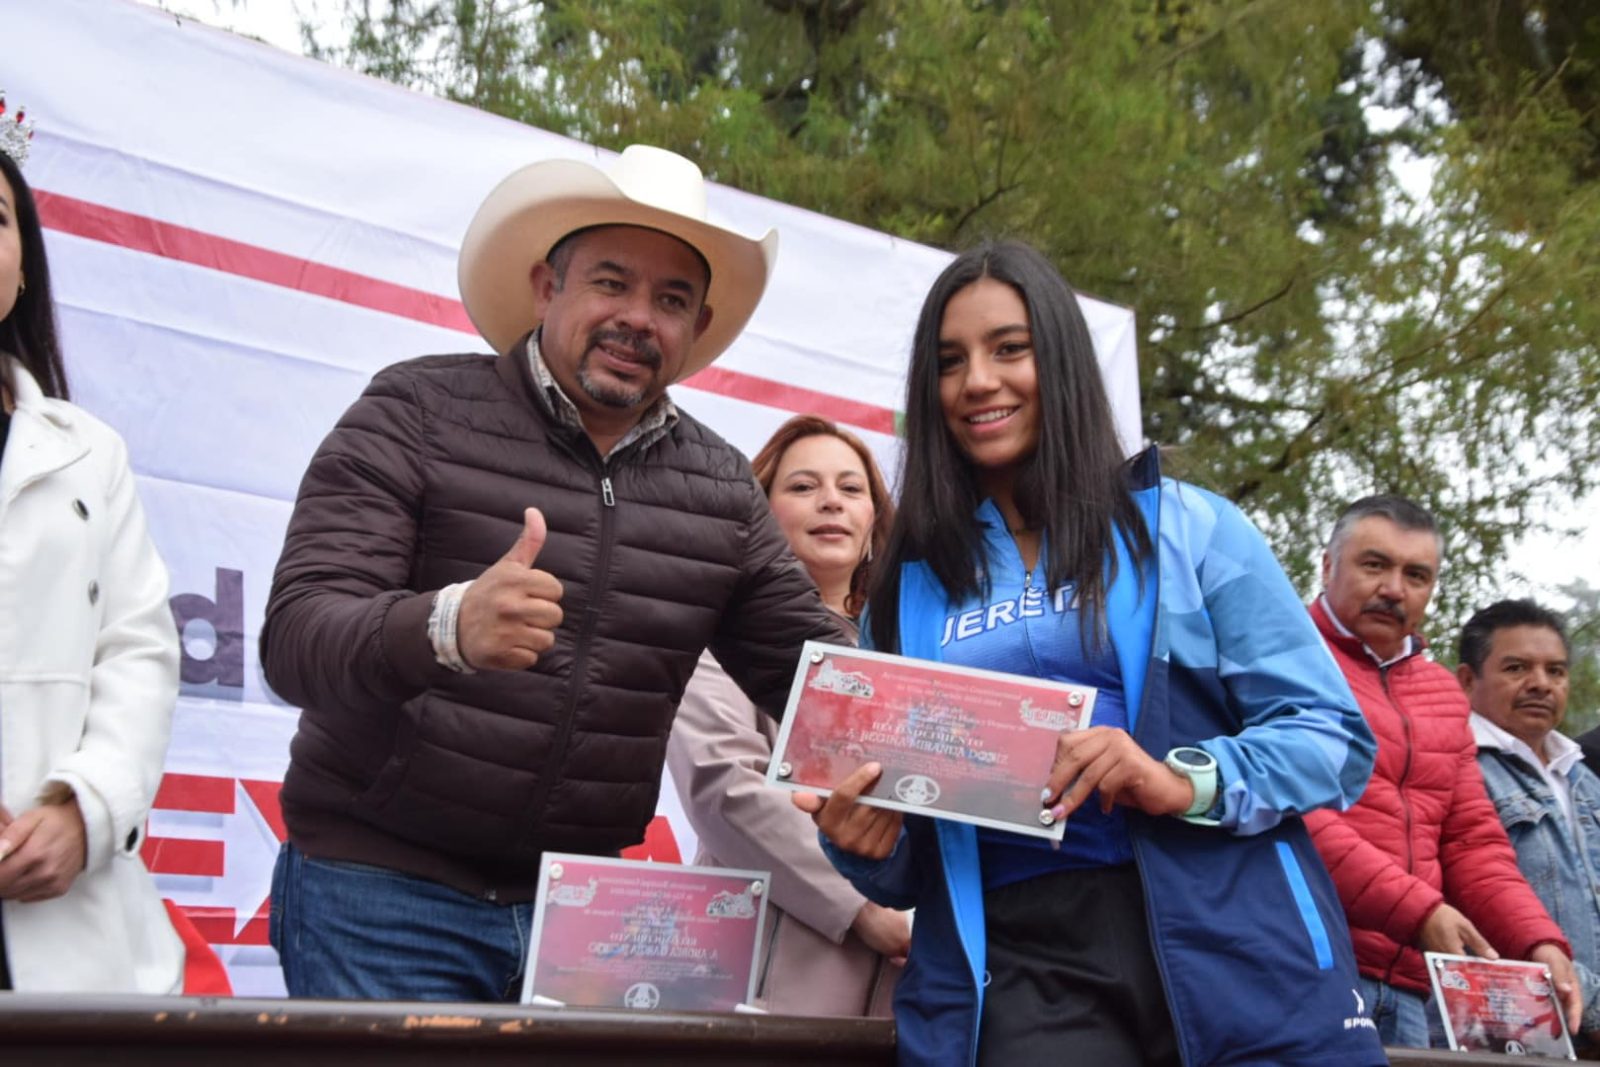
[260,145,846,1001]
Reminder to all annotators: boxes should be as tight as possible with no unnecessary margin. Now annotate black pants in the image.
[977,864,1180,1067]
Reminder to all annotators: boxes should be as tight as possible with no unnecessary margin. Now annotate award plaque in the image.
[1425,952,1576,1059]
[766,641,1097,840]
[520,854,771,1012]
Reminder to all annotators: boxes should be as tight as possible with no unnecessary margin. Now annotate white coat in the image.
[0,357,182,993]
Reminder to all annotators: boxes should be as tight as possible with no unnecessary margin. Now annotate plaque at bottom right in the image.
[1426,952,1575,1059]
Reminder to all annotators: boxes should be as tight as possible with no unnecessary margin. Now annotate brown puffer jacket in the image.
[261,347,844,901]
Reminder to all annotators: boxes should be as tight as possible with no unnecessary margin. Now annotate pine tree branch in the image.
[1230,407,1331,503]
[1150,0,1290,72]
[1173,272,1299,332]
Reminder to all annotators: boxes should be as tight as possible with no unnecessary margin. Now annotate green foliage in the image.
[1386,0,1600,184]
[1557,579,1600,738]
[309,0,1600,643]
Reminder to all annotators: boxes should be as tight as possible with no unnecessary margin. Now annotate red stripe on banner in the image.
[35,191,477,333]
[183,909,237,945]
[239,778,288,843]
[235,915,272,947]
[143,836,226,877]
[183,905,273,948]
[153,772,235,814]
[619,815,683,864]
[680,365,898,436]
[162,899,234,995]
[36,189,902,435]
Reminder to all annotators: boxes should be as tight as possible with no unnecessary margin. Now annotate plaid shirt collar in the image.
[525,330,678,458]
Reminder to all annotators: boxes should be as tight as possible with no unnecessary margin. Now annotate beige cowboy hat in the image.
[458,144,779,377]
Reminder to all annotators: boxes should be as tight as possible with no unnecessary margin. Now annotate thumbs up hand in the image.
[457,507,565,670]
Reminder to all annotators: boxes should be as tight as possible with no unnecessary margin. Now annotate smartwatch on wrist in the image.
[1164,746,1221,825]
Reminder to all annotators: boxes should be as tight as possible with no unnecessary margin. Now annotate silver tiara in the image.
[0,92,35,166]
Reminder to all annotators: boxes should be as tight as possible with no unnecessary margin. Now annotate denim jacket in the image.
[1477,739,1600,1033]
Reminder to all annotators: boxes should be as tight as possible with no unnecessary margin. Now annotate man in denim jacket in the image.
[1459,598,1600,1041]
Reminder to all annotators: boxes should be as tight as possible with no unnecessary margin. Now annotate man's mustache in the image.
[1360,597,1406,623]
[588,328,662,370]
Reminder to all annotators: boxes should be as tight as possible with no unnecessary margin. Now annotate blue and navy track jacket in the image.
[826,449,1387,1066]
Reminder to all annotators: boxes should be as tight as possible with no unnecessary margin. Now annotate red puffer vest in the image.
[1304,599,1567,992]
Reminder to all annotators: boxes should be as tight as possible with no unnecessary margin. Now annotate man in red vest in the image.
[1305,494,1580,1048]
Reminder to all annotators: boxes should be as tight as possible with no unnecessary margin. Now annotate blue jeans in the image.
[1358,975,1433,1049]
[269,843,534,1001]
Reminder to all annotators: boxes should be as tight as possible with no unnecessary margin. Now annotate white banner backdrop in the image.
[4,0,1140,995]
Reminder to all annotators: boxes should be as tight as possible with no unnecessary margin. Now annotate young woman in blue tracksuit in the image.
[796,241,1389,1066]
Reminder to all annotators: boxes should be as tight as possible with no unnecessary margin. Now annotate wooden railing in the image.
[0,995,1559,1065]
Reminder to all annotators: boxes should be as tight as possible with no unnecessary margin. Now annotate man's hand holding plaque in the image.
[1426,952,1577,1058]
[793,762,904,859]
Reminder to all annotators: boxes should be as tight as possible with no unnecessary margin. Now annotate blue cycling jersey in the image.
[943,501,1132,889]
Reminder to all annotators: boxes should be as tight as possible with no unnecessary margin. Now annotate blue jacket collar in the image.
[891,448,1165,1057]
[896,450,1161,729]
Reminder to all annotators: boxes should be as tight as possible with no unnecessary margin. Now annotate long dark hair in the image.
[0,151,69,400]
[751,414,896,618]
[868,240,1151,652]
